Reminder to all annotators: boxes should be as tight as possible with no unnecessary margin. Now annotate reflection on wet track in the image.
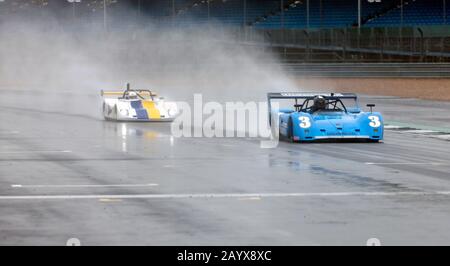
[0,94,450,245]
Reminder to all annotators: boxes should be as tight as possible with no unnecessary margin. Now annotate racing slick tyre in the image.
[278,118,295,143]
[102,103,111,121]
[114,105,119,121]
[287,118,295,143]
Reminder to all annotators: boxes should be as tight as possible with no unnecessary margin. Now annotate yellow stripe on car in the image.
[142,101,161,119]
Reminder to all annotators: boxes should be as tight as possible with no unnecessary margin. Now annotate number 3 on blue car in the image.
[268,92,384,142]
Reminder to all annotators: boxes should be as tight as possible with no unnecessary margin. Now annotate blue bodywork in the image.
[269,93,384,142]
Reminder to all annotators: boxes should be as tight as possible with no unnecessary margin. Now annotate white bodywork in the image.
[102,96,178,122]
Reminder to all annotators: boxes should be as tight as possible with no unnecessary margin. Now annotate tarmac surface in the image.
[0,92,449,245]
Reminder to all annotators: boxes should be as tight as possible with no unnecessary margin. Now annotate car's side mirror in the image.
[367,104,375,112]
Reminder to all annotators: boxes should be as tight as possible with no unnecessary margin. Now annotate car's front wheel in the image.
[114,105,119,120]
[287,118,295,142]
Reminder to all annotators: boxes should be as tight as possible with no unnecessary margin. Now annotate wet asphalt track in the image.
[0,94,450,245]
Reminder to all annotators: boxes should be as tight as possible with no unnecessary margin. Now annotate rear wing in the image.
[267,92,358,125]
[100,90,158,98]
[100,91,123,97]
[267,92,357,100]
[100,83,157,99]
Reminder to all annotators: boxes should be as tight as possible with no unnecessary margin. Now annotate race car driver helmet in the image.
[127,91,138,99]
[313,95,327,111]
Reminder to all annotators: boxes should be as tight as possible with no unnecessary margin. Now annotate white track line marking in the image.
[0,131,20,134]
[0,191,450,200]
[98,198,123,202]
[11,183,159,188]
[0,150,72,154]
[434,135,450,140]
[238,197,262,201]
[384,125,405,130]
[365,162,447,165]
[403,130,437,134]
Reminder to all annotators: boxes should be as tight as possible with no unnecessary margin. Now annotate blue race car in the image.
[268,92,384,142]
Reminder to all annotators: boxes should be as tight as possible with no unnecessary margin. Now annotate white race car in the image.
[101,84,178,122]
